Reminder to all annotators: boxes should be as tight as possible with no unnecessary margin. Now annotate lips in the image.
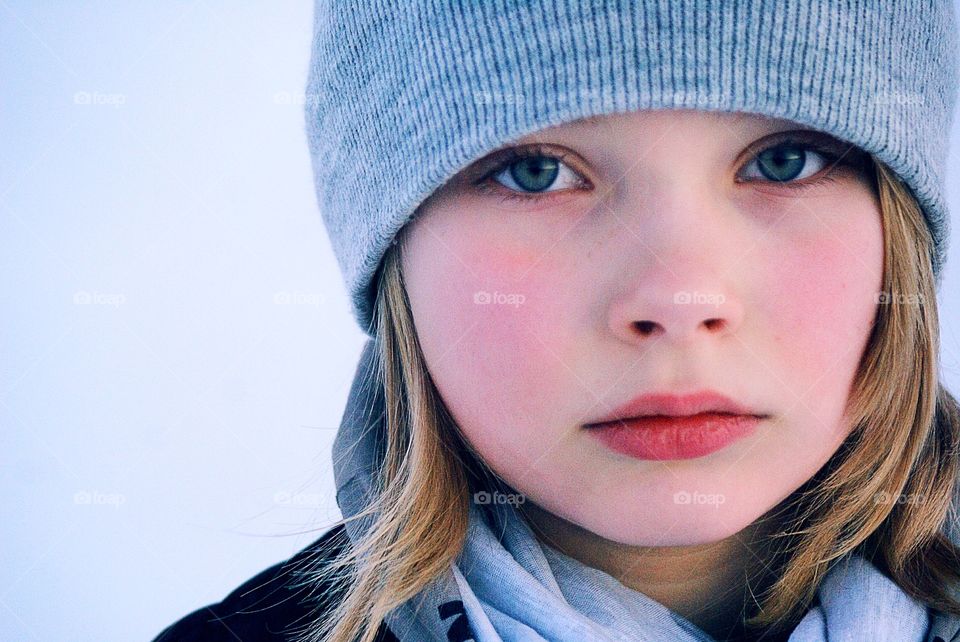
[583,390,768,460]
[587,413,762,460]
[584,390,766,426]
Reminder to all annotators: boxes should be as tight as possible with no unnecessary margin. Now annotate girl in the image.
[156,1,960,641]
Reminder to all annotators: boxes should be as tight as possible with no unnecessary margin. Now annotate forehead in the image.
[513,110,820,144]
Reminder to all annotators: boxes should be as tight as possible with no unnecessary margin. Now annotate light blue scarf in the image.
[382,499,930,642]
[332,340,933,641]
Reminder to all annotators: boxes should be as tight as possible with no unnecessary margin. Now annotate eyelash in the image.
[474,144,590,204]
[473,139,852,204]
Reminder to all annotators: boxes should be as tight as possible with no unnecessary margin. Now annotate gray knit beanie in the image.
[304,0,959,337]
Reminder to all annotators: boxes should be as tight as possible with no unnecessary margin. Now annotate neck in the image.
[518,501,787,641]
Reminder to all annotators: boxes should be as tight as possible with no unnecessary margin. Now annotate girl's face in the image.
[400,110,883,546]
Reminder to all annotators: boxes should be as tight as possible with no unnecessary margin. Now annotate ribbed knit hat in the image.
[304,0,959,337]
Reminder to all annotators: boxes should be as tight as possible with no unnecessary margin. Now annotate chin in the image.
[569,498,768,548]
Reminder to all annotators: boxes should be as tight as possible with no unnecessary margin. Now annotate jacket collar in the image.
[927,609,960,642]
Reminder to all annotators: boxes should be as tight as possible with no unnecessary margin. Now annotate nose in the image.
[606,215,745,346]
[608,285,744,344]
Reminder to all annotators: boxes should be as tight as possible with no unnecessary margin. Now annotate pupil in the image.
[758,145,806,182]
[510,157,559,192]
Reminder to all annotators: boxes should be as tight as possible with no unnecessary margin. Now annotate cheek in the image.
[755,198,883,429]
[404,224,585,467]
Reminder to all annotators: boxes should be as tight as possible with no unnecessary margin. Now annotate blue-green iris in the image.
[757,144,807,182]
[509,156,560,192]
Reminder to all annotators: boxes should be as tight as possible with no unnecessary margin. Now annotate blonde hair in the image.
[294,157,960,642]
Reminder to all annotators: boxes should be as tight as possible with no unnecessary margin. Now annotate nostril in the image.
[634,320,658,335]
[704,318,725,331]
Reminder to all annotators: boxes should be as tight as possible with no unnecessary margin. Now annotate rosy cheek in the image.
[463,251,561,371]
[757,207,881,420]
[432,240,577,427]
[413,233,538,354]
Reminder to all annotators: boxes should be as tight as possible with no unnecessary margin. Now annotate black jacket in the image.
[152,524,400,642]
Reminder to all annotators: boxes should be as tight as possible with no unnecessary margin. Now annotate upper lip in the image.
[586,390,766,425]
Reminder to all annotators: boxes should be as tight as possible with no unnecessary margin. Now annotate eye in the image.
[736,136,862,192]
[493,154,581,193]
[741,142,827,182]
[475,144,591,203]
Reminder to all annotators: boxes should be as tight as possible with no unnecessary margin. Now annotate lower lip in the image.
[586,413,762,460]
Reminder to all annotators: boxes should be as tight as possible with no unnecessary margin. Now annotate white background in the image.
[2,3,960,640]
